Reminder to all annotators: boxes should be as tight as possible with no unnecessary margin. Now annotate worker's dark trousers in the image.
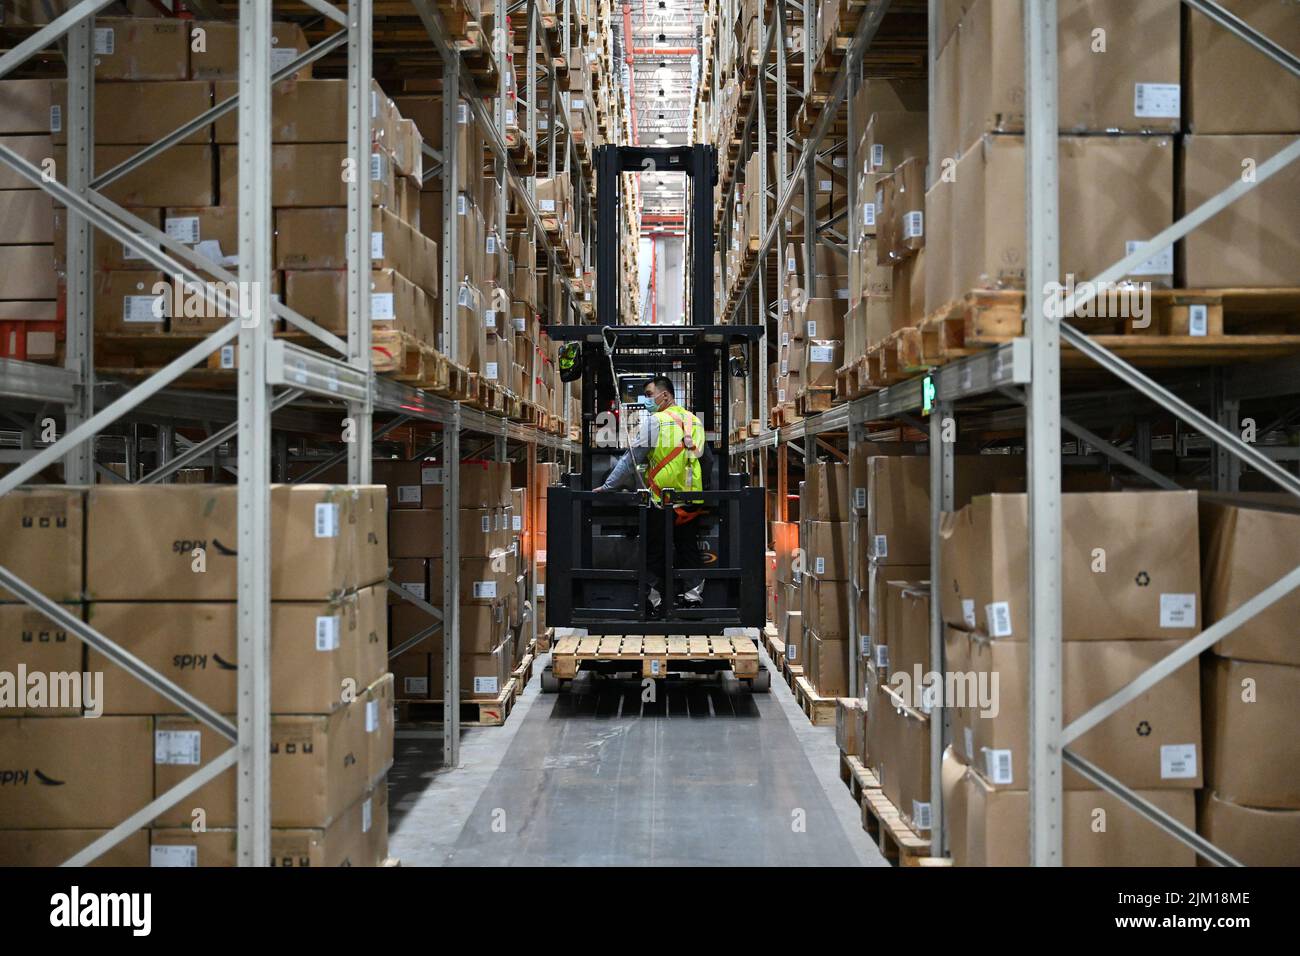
[644,509,704,600]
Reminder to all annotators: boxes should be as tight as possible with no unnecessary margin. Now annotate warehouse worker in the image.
[594,375,714,613]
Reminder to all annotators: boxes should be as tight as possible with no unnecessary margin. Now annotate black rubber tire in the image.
[540,666,561,693]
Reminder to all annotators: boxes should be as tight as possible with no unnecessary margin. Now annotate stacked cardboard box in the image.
[937,490,1204,865]
[1196,495,1300,864]
[774,245,848,422]
[799,462,851,695]
[0,483,392,866]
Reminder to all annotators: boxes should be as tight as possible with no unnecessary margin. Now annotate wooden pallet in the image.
[535,626,553,653]
[796,386,838,416]
[551,634,760,680]
[396,677,519,727]
[511,645,536,689]
[860,787,937,867]
[371,330,475,400]
[839,753,879,805]
[793,676,836,726]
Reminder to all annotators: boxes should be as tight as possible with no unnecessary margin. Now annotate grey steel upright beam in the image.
[1024,0,1063,867]
[236,0,273,868]
[347,0,374,484]
[443,63,461,363]
[929,399,953,856]
[62,18,94,485]
[442,409,462,767]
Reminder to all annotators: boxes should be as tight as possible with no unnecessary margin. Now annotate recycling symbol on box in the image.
[1136,720,1152,737]
[1135,571,1150,587]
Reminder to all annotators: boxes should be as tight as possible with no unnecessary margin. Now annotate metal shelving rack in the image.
[715,0,1300,865]
[0,0,584,866]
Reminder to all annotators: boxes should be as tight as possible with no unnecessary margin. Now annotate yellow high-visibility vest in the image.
[644,403,704,505]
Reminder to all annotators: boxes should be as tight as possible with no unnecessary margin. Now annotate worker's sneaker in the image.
[681,584,705,605]
[647,587,662,609]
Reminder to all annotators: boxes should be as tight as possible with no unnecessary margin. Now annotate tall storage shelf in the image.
[0,0,592,865]
[714,0,1300,865]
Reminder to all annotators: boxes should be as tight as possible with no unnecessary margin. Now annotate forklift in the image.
[541,144,770,693]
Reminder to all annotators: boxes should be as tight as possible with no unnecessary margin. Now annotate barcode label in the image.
[397,485,421,504]
[961,599,977,629]
[123,295,163,324]
[539,199,556,212]
[421,467,443,484]
[93,27,115,55]
[854,488,866,510]
[1159,593,1197,629]
[1126,240,1173,276]
[271,46,300,72]
[863,202,875,226]
[218,345,236,369]
[536,583,545,597]
[512,515,522,531]
[370,152,383,181]
[985,601,1013,637]
[486,235,497,254]
[457,194,468,215]
[481,515,491,533]
[457,103,470,124]
[787,256,796,273]
[402,583,426,600]
[165,216,201,245]
[366,699,379,733]
[485,362,499,379]
[912,800,932,831]
[513,316,526,331]
[315,615,340,651]
[806,321,817,337]
[860,634,870,655]
[903,210,924,239]
[786,643,797,661]
[873,534,888,558]
[1188,304,1208,337]
[781,330,790,345]
[984,748,1014,785]
[371,292,395,320]
[964,727,974,761]
[874,645,889,669]
[362,797,373,832]
[154,730,201,766]
[814,557,825,575]
[150,845,197,867]
[1160,743,1198,779]
[1134,83,1180,118]
[473,676,498,695]
[871,144,884,168]
[371,232,384,260]
[484,309,497,329]
[49,105,61,133]
[650,659,662,675]
[122,240,146,261]
[810,346,834,364]
[404,677,429,695]
[818,179,833,193]
[314,503,340,538]
[457,285,470,307]
[537,550,546,562]
[473,581,497,599]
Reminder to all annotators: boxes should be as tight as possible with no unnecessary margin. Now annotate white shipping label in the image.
[371,232,385,260]
[536,583,545,597]
[780,360,789,375]
[404,677,429,695]
[835,287,849,300]
[512,515,522,531]
[49,105,61,133]
[903,211,924,240]
[370,152,383,181]
[402,583,426,600]
[874,645,889,669]
[1133,83,1180,118]
[871,144,884,169]
[810,345,835,364]
[457,194,468,215]
[912,801,932,831]
[366,700,379,733]
[539,199,556,212]
[1160,743,1198,779]
[537,549,546,562]
[314,502,340,537]
[818,179,833,193]
[165,216,201,245]
[1188,304,1209,337]
[984,748,1014,785]
[1159,593,1197,629]
[155,730,201,766]
[787,256,797,273]
[473,581,497,599]
[649,659,662,675]
[315,615,340,651]
[371,292,395,320]
[778,389,787,402]
[961,599,977,630]
[963,727,975,761]
[505,108,516,126]
[458,102,470,124]
[457,285,470,307]
[781,330,790,346]
[807,321,817,337]
[362,797,373,833]
[486,234,497,254]
[863,202,876,226]
[985,601,1013,638]
[218,345,236,369]
[421,466,443,485]
[94,27,115,55]
[814,556,826,575]
[854,487,866,510]
[397,485,421,504]
[873,534,888,558]
[485,362,499,380]
[860,634,871,655]
[271,47,300,72]
[150,845,198,867]
[481,515,491,533]
[1125,240,1174,276]
[786,643,797,661]
[473,676,499,695]
[484,309,497,329]
[123,295,163,324]
[513,316,527,332]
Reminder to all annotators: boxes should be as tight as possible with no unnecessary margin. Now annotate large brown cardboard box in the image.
[51,80,211,145]
[862,559,928,670]
[161,206,238,264]
[772,521,799,585]
[956,0,1181,151]
[0,716,152,828]
[836,698,864,756]
[88,586,385,716]
[1202,656,1300,809]
[388,557,429,605]
[91,18,189,81]
[218,144,396,209]
[781,608,804,666]
[0,245,57,300]
[0,79,56,133]
[286,268,435,344]
[364,674,395,787]
[0,487,83,602]
[53,207,163,272]
[154,696,369,828]
[849,441,917,513]
[1197,791,1300,867]
[213,78,352,143]
[0,135,54,191]
[806,632,849,698]
[189,21,312,80]
[882,581,930,680]
[940,490,1201,642]
[804,574,849,642]
[950,134,1174,294]
[0,190,54,244]
[0,604,85,716]
[803,520,849,581]
[1188,0,1300,134]
[866,454,1023,566]
[949,765,1197,866]
[86,484,387,601]
[56,145,213,207]
[869,682,933,832]
[1182,135,1300,287]
[92,269,169,333]
[944,632,1202,791]
[0,829,148,867]
[1199,495,1300,666]
[391,649,431,699]
[804,461,850,521]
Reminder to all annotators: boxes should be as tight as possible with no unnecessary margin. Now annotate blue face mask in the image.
[640,394,656,409]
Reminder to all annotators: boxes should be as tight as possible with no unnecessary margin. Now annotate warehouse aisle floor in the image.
[388,646,887,866]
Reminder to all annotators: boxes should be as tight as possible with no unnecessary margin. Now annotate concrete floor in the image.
[388,645,887,866]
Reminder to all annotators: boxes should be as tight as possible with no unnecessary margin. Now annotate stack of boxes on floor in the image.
[384,460,520,703]
[530,462,561,634]
[0,484,393,866]
[771,508,800,672]
[1196,496,1300,865]
[798,462,850,696]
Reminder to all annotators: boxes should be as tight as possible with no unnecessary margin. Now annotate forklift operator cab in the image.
[545,144,766,635]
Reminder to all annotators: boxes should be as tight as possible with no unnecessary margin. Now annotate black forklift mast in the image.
[543,144,767,634]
